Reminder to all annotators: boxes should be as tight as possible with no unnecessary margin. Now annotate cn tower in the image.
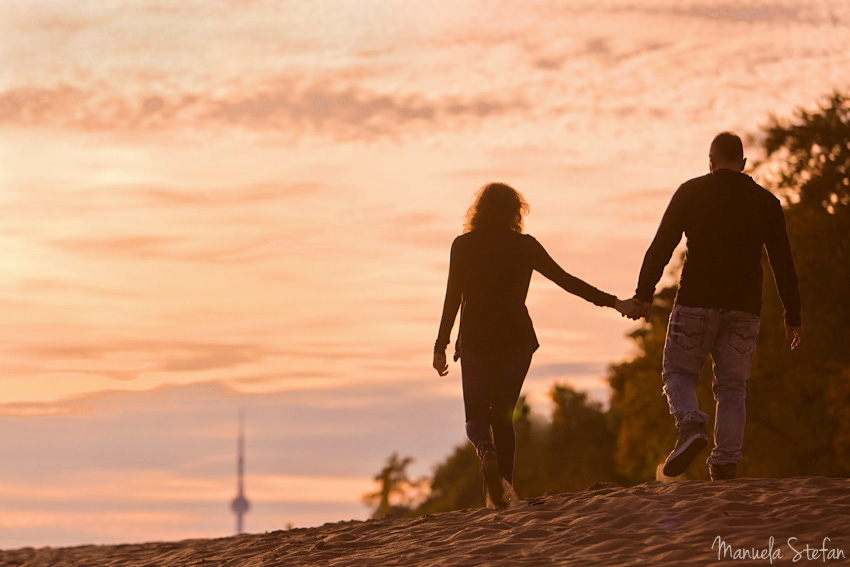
[230,411,250,534]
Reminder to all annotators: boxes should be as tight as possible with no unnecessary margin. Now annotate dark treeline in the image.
[365,90,850,518]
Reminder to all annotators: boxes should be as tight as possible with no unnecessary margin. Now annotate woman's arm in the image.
[528,236,617,308]
[434,238,463,374]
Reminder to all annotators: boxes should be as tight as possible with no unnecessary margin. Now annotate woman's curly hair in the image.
[464,182,530,233]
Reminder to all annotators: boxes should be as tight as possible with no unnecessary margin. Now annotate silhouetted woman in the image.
[434,182,636,507]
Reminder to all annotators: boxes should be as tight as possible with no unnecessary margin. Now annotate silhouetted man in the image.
[632,131,802,481]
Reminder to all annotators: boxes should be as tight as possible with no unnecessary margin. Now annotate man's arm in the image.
[634,186,688,304]
[764,197,802,347]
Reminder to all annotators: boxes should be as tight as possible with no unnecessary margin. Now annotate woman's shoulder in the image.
[456,229,538,246]
[519,232,541,246]
[451,232,472,244]
[502,231,543,253]
[449,232,475,253]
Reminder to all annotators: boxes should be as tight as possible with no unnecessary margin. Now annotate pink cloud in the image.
[0,76,529,140]
[11,340,275,381]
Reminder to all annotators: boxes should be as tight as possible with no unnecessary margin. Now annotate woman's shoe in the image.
[476,442,504,508]
[500,479,521,508]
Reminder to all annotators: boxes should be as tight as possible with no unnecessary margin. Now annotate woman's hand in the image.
[433,351,449,376]
[785,323,802,350]
[614,298,643,320]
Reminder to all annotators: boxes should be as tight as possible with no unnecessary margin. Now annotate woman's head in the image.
[464,182,529,233]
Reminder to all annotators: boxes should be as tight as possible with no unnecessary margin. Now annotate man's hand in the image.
[630,295,653,323]
[433,351,449,376]
[615,298,642,320]
[785,324,802,350]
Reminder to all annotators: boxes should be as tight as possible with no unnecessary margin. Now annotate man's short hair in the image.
[710,131,744,162]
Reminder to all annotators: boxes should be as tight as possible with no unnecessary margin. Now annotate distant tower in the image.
[230,411,250,534]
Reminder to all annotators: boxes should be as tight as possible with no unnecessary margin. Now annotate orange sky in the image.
[1,0,849,548]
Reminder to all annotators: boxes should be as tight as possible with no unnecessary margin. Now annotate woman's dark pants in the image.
[460,345,534,483]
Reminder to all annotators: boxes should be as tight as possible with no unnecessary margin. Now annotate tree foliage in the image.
[746,92,850,477]
[362,453,425,519]
[546,385,618,492]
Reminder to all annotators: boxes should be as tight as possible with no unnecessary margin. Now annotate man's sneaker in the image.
[710,463,737,481]
[662,422,708,477]
[477,442,504,508]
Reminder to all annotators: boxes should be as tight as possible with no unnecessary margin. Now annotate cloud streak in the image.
[8,340,275,383]
[0,76,529,140]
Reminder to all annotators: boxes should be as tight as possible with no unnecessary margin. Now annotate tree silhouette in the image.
[746,91,850,477]
[362,453,425,519]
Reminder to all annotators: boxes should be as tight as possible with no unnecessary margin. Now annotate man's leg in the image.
[709,310,760,480]
[661,305,718,476]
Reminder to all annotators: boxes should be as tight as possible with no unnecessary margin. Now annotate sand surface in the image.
[2,476,848,566]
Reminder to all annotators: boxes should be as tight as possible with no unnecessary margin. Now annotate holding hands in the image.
[615,296,653,322]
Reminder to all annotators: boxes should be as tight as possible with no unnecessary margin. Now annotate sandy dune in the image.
[2,476,848,566]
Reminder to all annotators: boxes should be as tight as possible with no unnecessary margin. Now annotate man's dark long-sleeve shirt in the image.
[635,169,801,327]
[436,228,616,354]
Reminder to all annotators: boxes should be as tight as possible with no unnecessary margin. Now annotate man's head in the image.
[709,131,746,173]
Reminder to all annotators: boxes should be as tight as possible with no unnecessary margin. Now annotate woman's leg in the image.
[489,346,534,483]
[460,349,494,450]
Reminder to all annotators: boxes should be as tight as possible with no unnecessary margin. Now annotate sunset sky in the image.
[1,0,849,548]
